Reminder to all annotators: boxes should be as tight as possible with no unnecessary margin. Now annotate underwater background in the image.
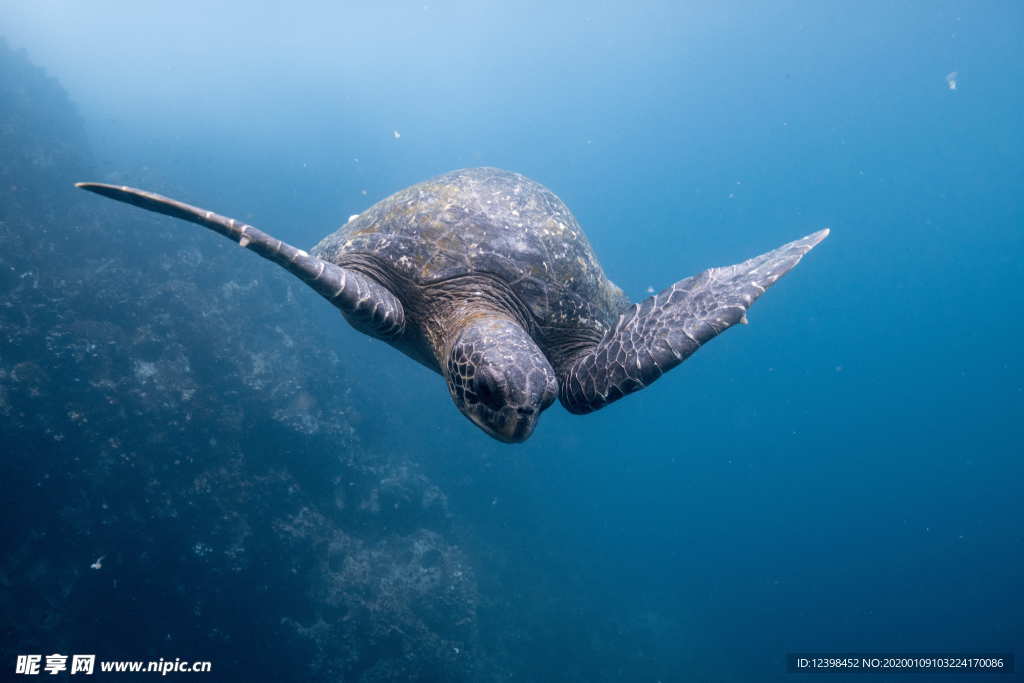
[1,1,1021,680]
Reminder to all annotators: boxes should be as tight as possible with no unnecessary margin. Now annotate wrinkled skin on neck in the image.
[445,316,557,442]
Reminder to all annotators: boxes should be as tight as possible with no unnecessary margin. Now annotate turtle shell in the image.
[312,167,628,334]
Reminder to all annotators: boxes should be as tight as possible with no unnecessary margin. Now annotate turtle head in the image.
[445,316,557,443]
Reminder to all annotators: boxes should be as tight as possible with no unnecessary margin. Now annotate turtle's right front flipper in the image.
[75,182,405,339]
[560,229,829,414]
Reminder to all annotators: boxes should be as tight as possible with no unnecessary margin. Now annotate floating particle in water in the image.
[945,71,958,90]
[393,130,401,139]
[361,189,368,196]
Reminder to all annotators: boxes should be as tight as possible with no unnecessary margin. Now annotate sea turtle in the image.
[76,167,827,443]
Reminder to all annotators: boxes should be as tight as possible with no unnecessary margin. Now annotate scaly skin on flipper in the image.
[559,229,829,414]
[74,183,405,339]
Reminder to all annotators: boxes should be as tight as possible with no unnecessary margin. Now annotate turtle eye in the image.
[473,369,504,410]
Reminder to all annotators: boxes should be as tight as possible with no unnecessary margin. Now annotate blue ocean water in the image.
[2,1,1021,680]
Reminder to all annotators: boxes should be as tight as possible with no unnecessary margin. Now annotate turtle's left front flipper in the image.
[75,182,405,339]
[560,229,829,414]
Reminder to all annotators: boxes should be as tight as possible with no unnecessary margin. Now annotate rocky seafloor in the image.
[0,38,493,681]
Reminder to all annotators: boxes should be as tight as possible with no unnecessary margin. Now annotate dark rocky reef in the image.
[0,39,91,224]
[0,41,492,681]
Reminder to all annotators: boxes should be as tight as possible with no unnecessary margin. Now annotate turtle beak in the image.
[470,408,538,443]
[498,411,538,443]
